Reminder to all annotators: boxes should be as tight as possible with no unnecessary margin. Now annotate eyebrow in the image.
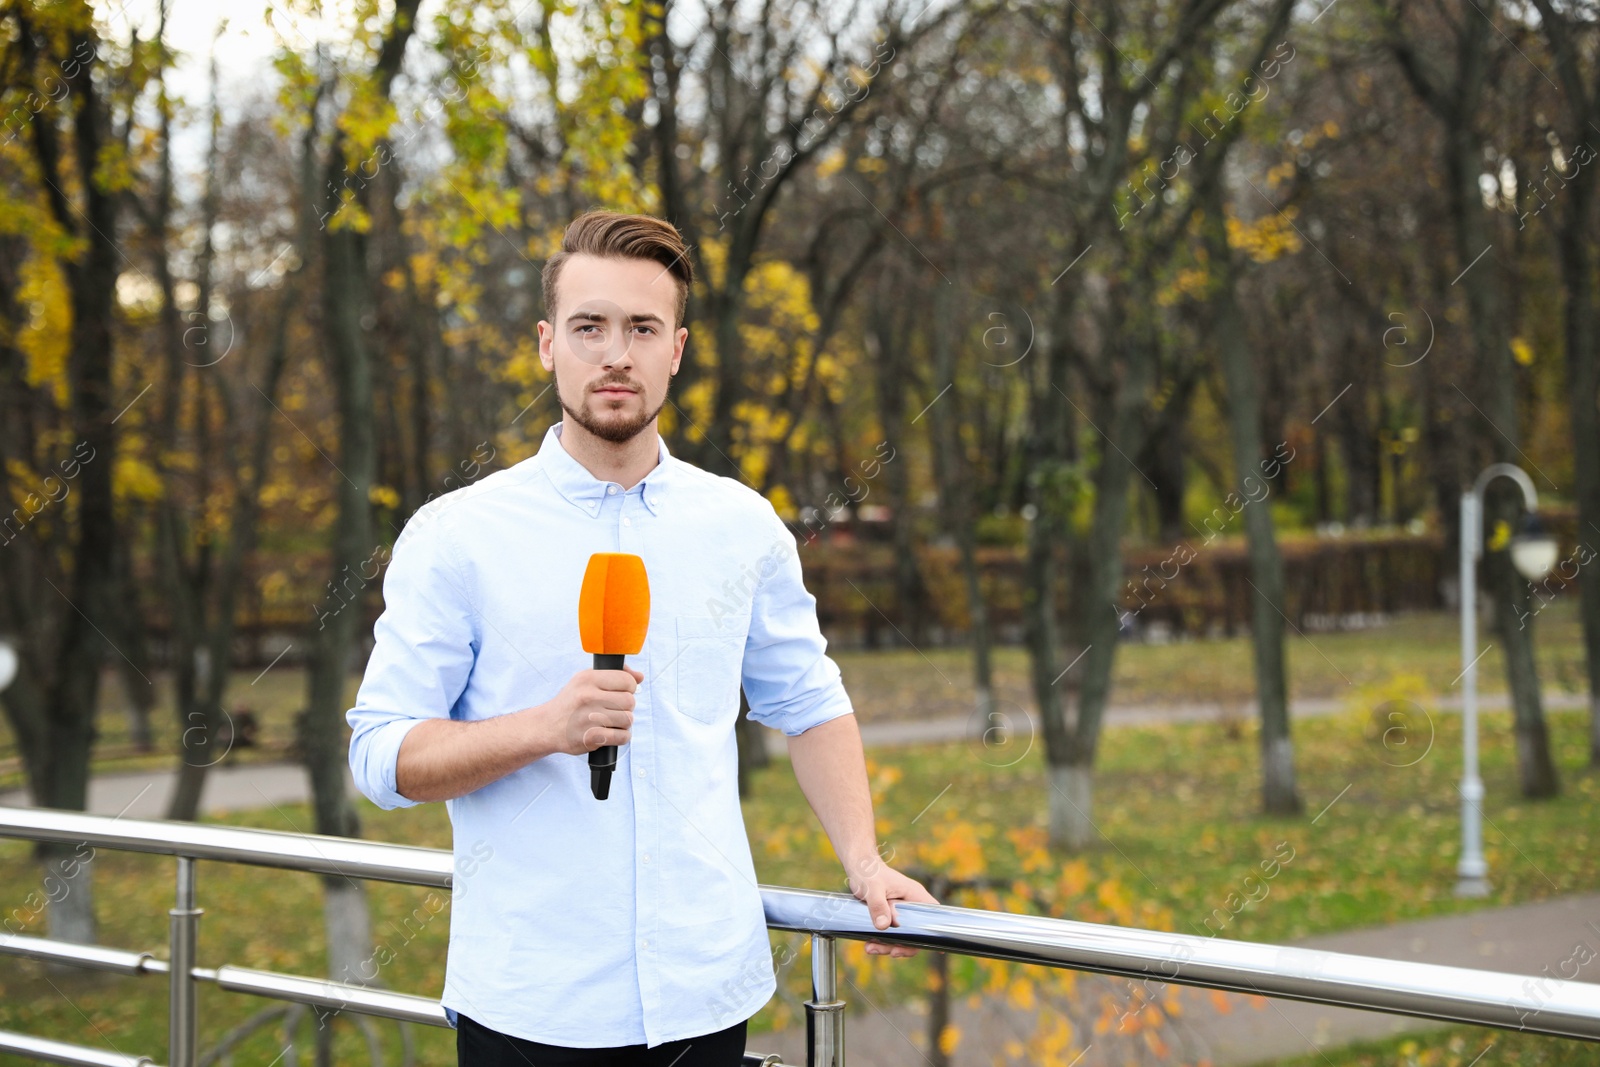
[566,310,666,326]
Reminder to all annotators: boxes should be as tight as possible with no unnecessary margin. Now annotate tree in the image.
[1022,0,1236,849]
[1384,0,1560,797]
[296,0,424,1010]
[640,0,967,786]
[1530,0,1600,769]
[134,18,306,819]
[0,0,141,944]
[1193,0,1300,814]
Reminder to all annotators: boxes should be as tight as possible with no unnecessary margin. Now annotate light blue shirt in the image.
[346,421,855,1048]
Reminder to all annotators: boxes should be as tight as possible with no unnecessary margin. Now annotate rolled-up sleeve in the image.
[346,505,479,810]
[741,509,855,737]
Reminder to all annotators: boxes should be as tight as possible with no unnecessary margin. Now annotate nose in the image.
[601,324,635,370]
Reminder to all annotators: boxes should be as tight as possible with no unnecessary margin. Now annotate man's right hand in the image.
[395,666,644,803]
[543,667,642,756]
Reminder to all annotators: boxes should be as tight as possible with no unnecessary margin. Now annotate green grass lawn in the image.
[4,602,1591,795]
[831,599,1594,723]
[1273,1026,1599,1066]
[2,685,1596,1066]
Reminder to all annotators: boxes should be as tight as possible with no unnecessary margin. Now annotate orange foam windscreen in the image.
[578,553,651,655]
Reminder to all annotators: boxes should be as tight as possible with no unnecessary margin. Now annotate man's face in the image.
[538,253,688,444]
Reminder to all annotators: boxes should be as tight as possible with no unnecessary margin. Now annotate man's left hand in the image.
[847,862,939,958]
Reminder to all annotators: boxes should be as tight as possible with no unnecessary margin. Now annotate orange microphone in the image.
[578,552,650,800]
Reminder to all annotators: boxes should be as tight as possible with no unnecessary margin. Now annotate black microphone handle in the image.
[589,652,627,800]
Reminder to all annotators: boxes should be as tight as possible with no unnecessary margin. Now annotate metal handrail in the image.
[2,805,1600,1067]
[1,806,454,885]
[767,888,1600,1037]
[0,1030,154,1067]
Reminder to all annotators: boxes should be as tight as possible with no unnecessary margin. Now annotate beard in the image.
[554,367,668,444]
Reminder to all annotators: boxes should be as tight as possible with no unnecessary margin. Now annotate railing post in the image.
[805,934,845,1067]
[169,856,201,1067]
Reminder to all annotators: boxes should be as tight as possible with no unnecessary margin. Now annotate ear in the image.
[670,325,688,375]
[538,320,555,372]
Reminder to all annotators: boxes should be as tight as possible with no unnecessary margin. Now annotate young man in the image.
[346,210,937,1066]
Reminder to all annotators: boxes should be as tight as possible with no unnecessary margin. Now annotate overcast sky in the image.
[103,0,336,109]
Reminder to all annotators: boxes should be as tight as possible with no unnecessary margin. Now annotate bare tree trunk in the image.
[1056,331,1150,848]
[960,540,994,720]
[1142,392,1192,544]
[2,6,123,945]
[868,294,928,646]
[1557,189,1600,770]
[1334,396,1381,526]
[1200,176,1302,816]
[929,287,994,720]
[1020,315,1081,848]
[112,535,156,752]
[310,220,376,823]
[305,1,422,992]
[149,17,210,820]
[1021,307,1151,853]
[1531,0,1600,767]
[1313,430,1332,524]
[304,212,380,1033]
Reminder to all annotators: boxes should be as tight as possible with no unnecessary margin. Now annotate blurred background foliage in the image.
[4,0,1600,1064]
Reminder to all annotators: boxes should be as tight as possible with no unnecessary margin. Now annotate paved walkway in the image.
[0,688,1589,817]
[0,760,331,819]
[854,689,1591,748]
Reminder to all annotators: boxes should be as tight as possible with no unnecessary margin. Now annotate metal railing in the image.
[1,805,1598,1067]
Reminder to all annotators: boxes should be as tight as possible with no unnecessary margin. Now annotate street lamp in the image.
[1509,513,1559,582]
[1456,463,1558,898]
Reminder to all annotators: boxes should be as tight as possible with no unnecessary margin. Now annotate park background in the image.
[2,0,1600,1064]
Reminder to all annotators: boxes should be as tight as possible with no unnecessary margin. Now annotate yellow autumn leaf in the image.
[1226,211,1303,263]
[1487,519,1511,552]
[114,455,165,502]
[765,484,797,520]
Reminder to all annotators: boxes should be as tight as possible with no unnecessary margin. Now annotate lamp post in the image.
[0,637,15,694]
[1456,463,1558,898]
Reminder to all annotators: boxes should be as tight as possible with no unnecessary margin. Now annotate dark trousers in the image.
[456,1012,750,1067]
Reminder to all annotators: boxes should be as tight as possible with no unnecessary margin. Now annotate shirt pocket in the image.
[673,614,749,725]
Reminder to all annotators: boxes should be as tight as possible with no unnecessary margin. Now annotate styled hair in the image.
[541,211,695,329]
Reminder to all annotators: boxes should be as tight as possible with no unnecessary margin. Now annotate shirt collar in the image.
[539,421,673,518]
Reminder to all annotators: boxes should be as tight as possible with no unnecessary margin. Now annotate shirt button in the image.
[607,486,617,494]
[642,853,651,864]
[639,938,649,949]
[623,517,632,527]
[637,768,646,778]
